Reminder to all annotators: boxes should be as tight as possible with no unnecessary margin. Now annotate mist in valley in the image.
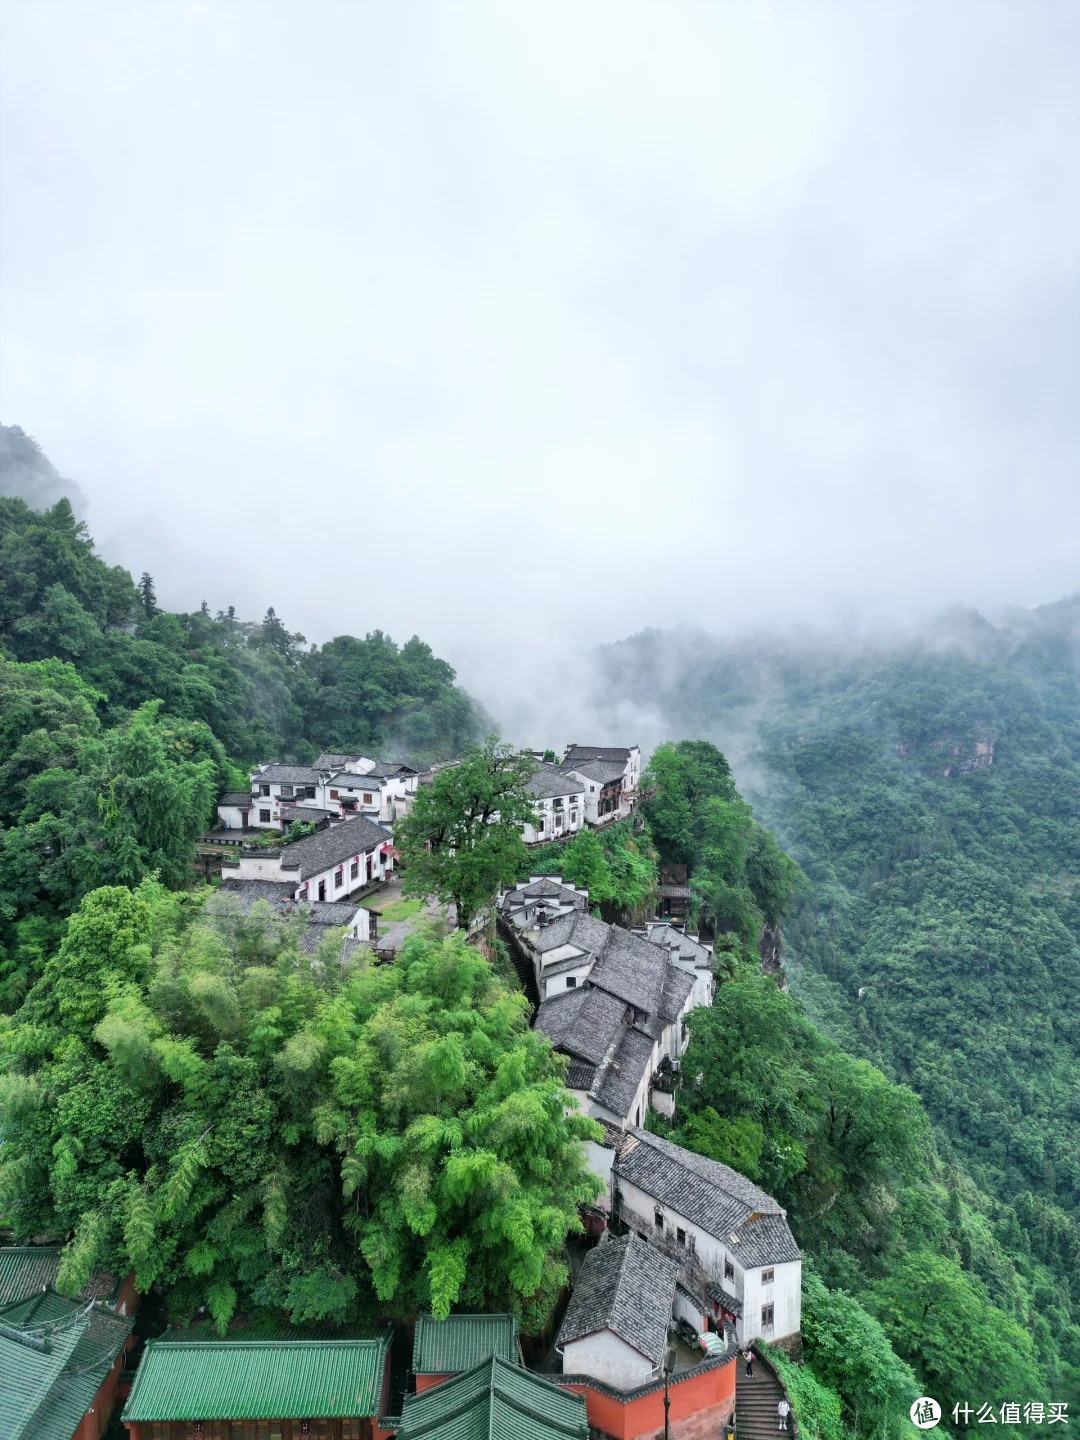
[3,1,1080,705]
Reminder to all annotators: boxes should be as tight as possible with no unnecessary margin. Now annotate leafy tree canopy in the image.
[395,740,536,929]
[0,883,600,1331]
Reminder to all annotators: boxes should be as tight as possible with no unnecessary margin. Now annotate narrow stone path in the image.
[736,1350,789,1440]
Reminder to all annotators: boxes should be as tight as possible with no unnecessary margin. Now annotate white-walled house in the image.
[317,759,418,823]
[534,925,697,1128]
[221,814,395,903]
[637,922,715,1011]
[497,875,591,934]
[521,767,586,846]
[613,1128,802,1347]
[563,745,641,814]
[248,764,323,827]
[216,791,254,830]
[556,1232,679,1390]
[559,759,626,826]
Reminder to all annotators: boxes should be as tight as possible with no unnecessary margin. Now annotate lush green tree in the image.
[396,740,536,930]
[799,1264,918,1439]
[550,830,616,908]
[0,491,485,768]
[0,699,222,951]
[0,885,600,1330]
[869,1252,1042,1405]
[525,818,660,919]
[642,739,802,947]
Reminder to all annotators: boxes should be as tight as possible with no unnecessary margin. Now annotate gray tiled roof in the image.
[280,805,336,824]
[591,1027,656,1117]
[657,965,695,1024]
[328,773,385,791]
[556,1233,678,1365]
[565,1060,598,1090]
[526,766,587,800]
[315,753,361,770]
[281,815,392,881]
[543,953,596,979]
[366,760,417,778]
[252,764,323,785]
[501,877,589,911]
[616,1129,801,1267]
[531,910,610,956]
[588,927,669,1014]
[563,746,634,766]
[210,879,296,913]
[561,759,626,785]
[219,791,253,808]
[534,986,629,1065]
[642,925,714,969]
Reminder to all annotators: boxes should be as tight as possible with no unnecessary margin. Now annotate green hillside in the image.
[599,603,1080,1412]
[0,480,486,1000]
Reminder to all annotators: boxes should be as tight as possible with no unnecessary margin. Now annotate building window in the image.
[280,784,293,798]
[761,1303,775,1329]
[762,1268,774,1284]
[261,784,270,796]
[299,883,309,900]
[725,1259,735,1282]
[654,1209,664,1231]
[318,880,326,901]
[330,789,338,800]
[304,785,316,798]
[334,867,344,888]
[350,859,359,880]
[677,1227,686,1245]
[260,809,271,823]
[566,976,577,988]
[363,793,372,804]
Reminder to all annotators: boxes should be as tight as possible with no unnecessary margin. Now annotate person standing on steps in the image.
[743,1347,754,1379]
[778,1398,791,1431]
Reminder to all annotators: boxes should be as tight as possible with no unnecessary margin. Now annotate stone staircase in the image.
[736,1350,791,1440]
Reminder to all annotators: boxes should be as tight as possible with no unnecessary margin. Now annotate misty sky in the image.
[3,1,1079,705]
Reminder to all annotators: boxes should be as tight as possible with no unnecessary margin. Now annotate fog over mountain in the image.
[3,1,1079,698]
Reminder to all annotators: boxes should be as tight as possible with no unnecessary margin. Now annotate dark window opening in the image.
[761,1303,775,1329]
[259,809,271,824]
[655,1209,664,1231]
[762,1267,774,1284]
[677,1227,686,1245]
[566,976,577,988]
[725,1259,735,1282]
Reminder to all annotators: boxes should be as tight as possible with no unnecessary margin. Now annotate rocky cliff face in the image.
[758,922,787,988]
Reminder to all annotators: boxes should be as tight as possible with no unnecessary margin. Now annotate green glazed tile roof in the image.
[123,1327,392,1421]
[0,1246,123,1307]
[0,1289,133,1440]
[412,1314,518,1374]
[397,1355,589,1439]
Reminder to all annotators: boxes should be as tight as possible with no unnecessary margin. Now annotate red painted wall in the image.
[564,1356,736,1440]
[415,1372,451,1393]
[72,1343,131,1440]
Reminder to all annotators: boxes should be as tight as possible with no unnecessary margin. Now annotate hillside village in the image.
[1,742,803,1440]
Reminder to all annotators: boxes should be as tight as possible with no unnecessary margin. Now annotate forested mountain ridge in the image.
[596,604,1080,1409]
[0,444,485,999]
